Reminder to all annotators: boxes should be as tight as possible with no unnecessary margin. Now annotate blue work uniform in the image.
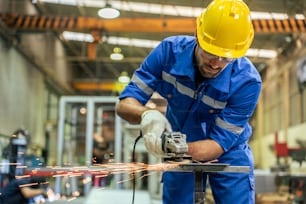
[119,36,262,204]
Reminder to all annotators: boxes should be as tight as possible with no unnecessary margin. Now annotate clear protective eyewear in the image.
[198,46,234,64]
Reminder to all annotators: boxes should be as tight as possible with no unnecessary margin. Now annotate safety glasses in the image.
[198,46,234,64]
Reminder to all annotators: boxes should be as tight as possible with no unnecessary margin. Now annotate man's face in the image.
[195,45,233,78]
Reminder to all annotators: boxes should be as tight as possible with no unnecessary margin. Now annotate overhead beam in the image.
[71,81,128,93]
[0,13,195,33]
[72,81,117,91]
[1,13,306,33]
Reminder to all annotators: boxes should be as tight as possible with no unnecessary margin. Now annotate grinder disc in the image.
[165,159,192,164]
[163,155,192,164]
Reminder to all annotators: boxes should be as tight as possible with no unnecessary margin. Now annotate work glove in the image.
[141,110,172,157]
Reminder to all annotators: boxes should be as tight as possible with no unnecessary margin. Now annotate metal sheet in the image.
[169,163,250,173]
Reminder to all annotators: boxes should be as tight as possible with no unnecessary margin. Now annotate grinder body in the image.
[161,131,191,162]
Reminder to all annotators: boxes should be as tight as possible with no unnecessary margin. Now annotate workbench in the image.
[169,163,250,204]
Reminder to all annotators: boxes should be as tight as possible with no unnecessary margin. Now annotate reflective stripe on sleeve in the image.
[162,71,195,98]
[202,95,227,109]
[131,74,154,96]
[215,117,244,135]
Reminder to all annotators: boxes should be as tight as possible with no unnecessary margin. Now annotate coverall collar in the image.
[168,37,233,94]
[169,39,197,80]
[206,62,233,94]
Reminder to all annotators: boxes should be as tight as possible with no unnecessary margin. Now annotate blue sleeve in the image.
[210,78,262,151]
[119,40,169,104]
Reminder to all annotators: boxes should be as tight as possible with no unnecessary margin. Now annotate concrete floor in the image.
[49,188,162,204]
[50,197,86,204]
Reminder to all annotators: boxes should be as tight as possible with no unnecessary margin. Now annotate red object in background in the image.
[274,131,289,157]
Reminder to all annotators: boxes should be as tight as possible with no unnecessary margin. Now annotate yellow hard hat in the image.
[196,0,254,58]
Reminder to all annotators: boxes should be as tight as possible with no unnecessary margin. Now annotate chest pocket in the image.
[197,95,227,122]
[160,71,195,110]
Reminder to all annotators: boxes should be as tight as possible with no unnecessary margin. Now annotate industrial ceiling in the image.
[0,0,306,95]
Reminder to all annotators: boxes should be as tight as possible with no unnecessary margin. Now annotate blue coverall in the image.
[119,36,262,204]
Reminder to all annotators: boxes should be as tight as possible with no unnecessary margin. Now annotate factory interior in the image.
[1,0,306,203]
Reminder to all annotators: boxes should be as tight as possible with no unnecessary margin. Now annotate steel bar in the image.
[169,163,250,173]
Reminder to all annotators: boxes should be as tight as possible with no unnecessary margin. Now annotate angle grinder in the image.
[161,131,192,163]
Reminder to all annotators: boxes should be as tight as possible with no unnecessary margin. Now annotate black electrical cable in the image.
[131,132,143,204]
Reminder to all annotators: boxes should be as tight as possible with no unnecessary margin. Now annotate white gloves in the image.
[141,110,172,157]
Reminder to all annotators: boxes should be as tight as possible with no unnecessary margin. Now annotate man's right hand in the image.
[141,110,172,157]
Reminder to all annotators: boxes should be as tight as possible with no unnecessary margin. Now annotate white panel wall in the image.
[0,37,45,144]
[0,0,72,158]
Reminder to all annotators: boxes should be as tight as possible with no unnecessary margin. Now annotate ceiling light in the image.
[98,3,120,19]
[110,47,124,61]
[106,37,160,48]
[110,53,124,60]
[295,14,305,20]
[118,71,130,84]
[62,31,94,43]
[116,71,130,93]
[246,49,277,59]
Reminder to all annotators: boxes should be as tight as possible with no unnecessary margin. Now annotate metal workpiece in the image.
[169,163,250,173]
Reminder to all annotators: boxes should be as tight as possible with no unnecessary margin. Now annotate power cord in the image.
[131,132,143,204]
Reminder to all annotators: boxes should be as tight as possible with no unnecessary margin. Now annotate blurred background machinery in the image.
[1,129,29,187]
[255,131,306,204]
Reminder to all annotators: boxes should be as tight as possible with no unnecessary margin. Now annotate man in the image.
[116,0,261,203]
[1,176,48,204]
